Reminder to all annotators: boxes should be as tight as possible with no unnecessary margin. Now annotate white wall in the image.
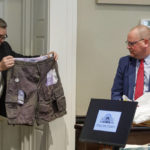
[49,0,77,150]
[76,0,150,115]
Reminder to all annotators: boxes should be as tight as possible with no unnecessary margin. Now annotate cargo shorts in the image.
[5,56,66,126]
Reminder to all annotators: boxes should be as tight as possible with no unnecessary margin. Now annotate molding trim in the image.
[49,0,77,149]
[0,0,4,17]
[21,0,34,150]
[22,0,33,55]
[21,127,34,150]
[0,1,4,149]
[0,121,2,150]
[96,0,150,5]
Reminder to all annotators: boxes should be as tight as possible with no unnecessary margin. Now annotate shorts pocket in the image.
[6,79,18,102]
[53,86,64,99]
[6,103,18,119]
[54,96,66,112]
[38,103,53,115]
[40,81,53,101]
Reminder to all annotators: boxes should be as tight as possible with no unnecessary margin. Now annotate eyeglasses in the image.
[0,34,8,40]
[125,39,144,46]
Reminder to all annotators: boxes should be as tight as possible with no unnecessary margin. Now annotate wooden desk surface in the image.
[75,118,150,150]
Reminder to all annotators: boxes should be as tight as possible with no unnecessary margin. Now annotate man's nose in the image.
[127,44,131,49]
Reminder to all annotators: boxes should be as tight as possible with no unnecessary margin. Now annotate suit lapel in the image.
[128,58,136,100]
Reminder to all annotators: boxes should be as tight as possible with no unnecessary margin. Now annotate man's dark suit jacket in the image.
[111,55,143,101]
[0,41,38,117]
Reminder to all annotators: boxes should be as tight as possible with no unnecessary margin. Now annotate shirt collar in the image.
[144,55,150,65]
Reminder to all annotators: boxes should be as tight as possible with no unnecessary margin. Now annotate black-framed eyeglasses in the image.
[0,34,8,40]
[125,39,144,46]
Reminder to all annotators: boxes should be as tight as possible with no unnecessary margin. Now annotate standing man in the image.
[0,18,57,116]
[111,25,150,101]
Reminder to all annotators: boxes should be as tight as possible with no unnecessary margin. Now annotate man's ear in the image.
[144,39,149,47]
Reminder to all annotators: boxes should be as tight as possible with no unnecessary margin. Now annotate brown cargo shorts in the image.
[5,56,66,126]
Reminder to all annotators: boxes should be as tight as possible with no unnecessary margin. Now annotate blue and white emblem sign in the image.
[93,110,122,133]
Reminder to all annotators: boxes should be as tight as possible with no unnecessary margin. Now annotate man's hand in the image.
[47,51,58,60]
[0,56,15,71]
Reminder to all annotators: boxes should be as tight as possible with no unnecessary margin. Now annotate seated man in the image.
[0,18,58,117]
[111,25,150,101]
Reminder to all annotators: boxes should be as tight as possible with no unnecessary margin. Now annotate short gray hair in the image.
[130,25,150,39]
[0,18,7,28]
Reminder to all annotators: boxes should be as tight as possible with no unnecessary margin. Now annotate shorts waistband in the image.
[15,55,48,62]
[14,57,54,66]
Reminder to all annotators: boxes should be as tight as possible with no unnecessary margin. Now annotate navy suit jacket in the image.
[111,55,150,100]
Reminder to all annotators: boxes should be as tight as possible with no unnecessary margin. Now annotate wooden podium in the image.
[98,145,119,150]
[75,116,150,150]
[99,145,113,150]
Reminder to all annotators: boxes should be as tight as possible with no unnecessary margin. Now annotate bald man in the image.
[111,25,150,101]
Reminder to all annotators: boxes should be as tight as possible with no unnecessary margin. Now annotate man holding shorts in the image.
[0,18,58,117]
